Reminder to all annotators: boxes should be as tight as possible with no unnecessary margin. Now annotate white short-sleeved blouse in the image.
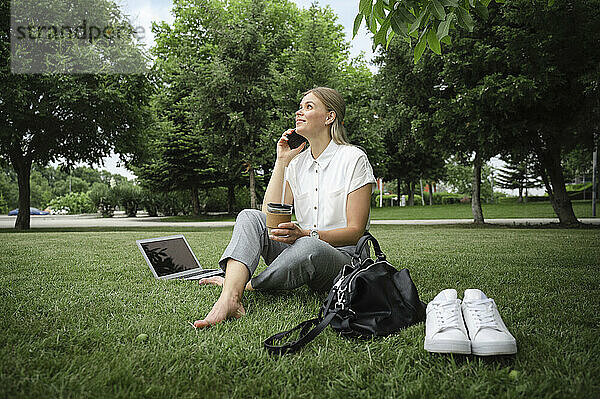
[286,140,377,232]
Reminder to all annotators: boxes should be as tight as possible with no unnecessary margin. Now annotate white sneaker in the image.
[425,289,471,354]
[462,289,517,356]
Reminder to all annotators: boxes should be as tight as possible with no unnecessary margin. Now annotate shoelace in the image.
[430,300,461,332]
[463,299,500,331]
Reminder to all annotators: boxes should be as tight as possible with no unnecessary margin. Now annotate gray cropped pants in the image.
[218,209,365,292]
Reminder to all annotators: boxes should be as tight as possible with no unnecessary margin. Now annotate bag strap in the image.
[263,311,337,355]
[353,232,386,263]
[265,285,340,355]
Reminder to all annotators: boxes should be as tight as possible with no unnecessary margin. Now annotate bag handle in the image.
[353,232,385,263]
[264,312,337,355]
[264,286,340,355]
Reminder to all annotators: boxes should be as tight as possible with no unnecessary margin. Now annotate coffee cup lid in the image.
[267,202,292,211]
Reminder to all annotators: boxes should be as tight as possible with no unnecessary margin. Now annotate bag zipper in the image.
[334,260,380,310]
[347,260,381,293]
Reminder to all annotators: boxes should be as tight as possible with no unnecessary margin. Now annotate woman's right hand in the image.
[276,129,306,165]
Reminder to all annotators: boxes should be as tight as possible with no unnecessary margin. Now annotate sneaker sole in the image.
[471,342,517,356]
[424,338,471,355]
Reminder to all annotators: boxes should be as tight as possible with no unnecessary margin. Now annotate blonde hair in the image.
[303,87,350,145]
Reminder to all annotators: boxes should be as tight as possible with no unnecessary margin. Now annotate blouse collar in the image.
[309,139,341,170]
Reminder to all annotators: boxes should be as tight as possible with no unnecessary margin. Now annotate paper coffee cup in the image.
[266,202,292,235]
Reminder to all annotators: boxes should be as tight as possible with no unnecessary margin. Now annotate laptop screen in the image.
[139,237,200,277]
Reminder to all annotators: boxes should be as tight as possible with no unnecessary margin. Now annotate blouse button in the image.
[314,206,317,210]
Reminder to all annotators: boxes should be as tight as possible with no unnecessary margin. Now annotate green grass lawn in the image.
[1,225,599,398]
[370,200,599,220]
[156,200,599,222]
[160,214,237,223]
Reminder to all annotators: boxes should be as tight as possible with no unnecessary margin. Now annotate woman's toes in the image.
[234,304,246,318]
[193,319,211,328]
[198,276,225,287]
[192,297,245,329]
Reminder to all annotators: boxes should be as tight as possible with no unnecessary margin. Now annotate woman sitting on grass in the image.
[194,87,376,328]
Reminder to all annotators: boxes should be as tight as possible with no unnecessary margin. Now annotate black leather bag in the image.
[264,233,426,355]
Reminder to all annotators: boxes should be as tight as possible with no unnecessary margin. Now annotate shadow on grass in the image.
[425,352,517,366]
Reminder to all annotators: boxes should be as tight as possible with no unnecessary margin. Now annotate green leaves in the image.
[456,6,475,32]
[374,0,386,22]
[414,34,427,63]
[374,16,392,50]
[359,0,372,15]
[474,1,489,20]
[427,26,441,54]
[409,7,428,35]
[353,13,363,38]
[440,0,459,6]
[390,9,408,34]
[354,0,488,62]
[437,14,452,40]
[431,0,446,21]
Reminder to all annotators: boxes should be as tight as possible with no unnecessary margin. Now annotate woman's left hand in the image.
[269,222,308,244]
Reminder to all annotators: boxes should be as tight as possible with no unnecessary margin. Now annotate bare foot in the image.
[198,276,225,287]
[193,294,245,329]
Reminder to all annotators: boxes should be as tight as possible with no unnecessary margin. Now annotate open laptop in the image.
[136,235,225,280]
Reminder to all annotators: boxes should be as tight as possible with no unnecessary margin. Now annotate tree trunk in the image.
[429,181,434,206]
[538,148,579,226]
[518,186,523,203]
[249,165,257,209]
[227,183,235,214]
[471,153,485,224]
[397,178,401,206]
[407,182,415,206]
[13,157,32,230]
[191,186,200,216]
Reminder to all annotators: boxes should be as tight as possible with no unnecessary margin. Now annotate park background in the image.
[1,0,599,398]
[1,0,598,228]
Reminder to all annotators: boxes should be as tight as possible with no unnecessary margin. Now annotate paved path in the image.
[1,214,598,229]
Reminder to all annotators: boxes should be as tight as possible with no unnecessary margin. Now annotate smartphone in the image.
[287,129,308,149]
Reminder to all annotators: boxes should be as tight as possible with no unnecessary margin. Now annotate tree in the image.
[374,40,446,206]
[496,154,542,202]
[190,0,296,210]
[270,3,348,101]
[139,0,299,213]
[143,0,361,212]
[339,58,385,176]
[0,0,153,229]
[133,108,222,216]
[494,0,600,225]
[0,164,18,210]
[428,0,599,225]
[429,1,542,223]
[562,146,595,184]
[133,0,228,215]
[444,157,494,201]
